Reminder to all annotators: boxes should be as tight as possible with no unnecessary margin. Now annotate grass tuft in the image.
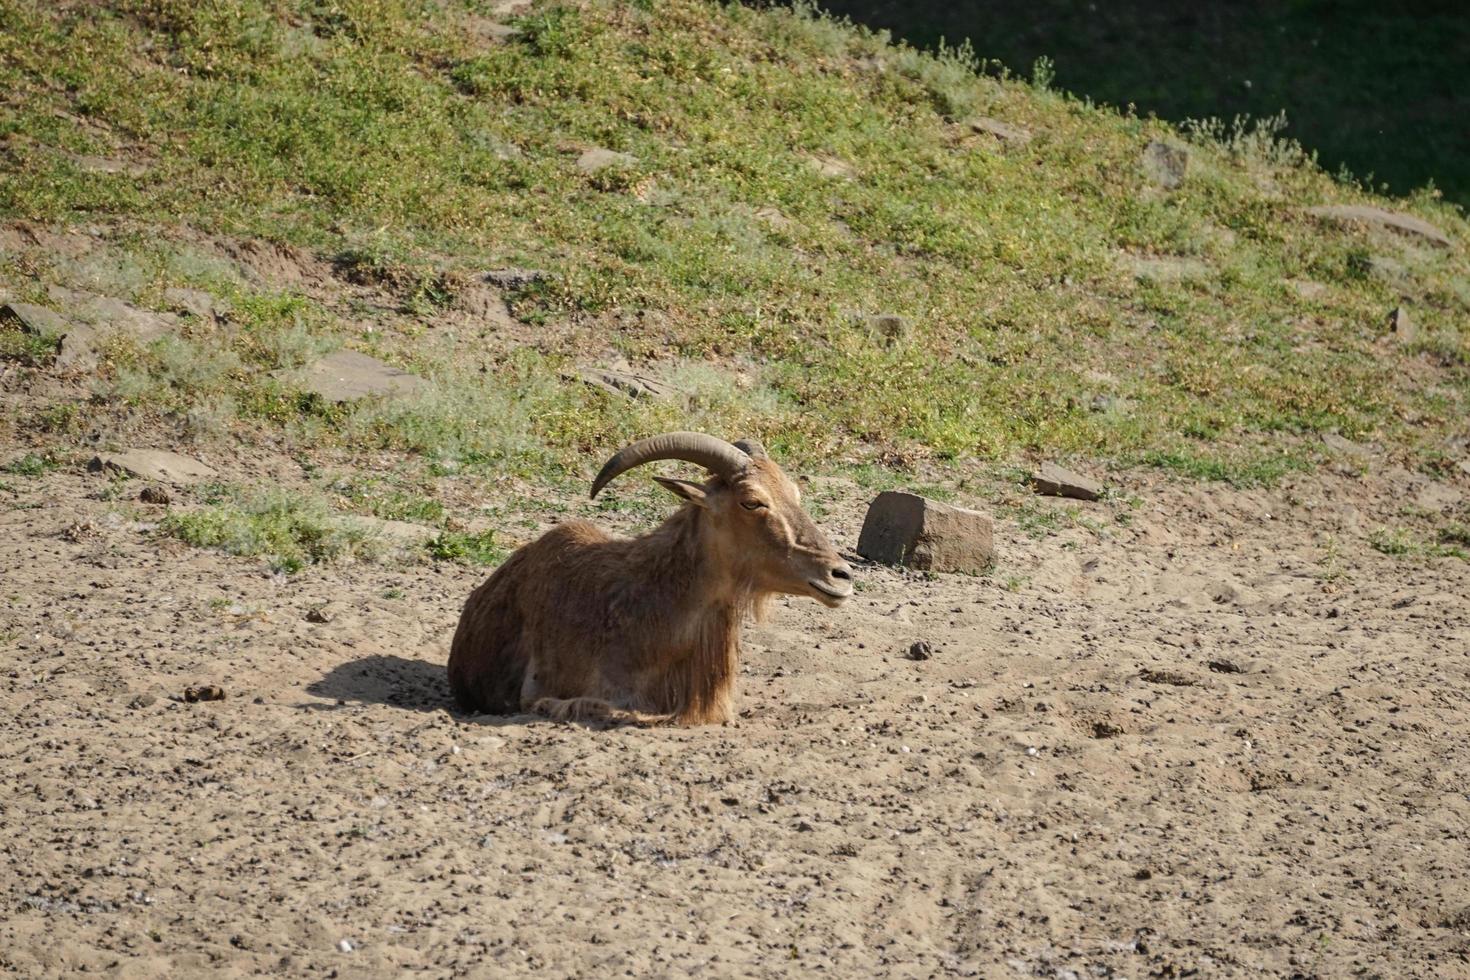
[160,488,377,574]
[426,528,508,566]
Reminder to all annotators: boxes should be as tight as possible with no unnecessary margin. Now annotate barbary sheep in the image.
[448,432,854,725]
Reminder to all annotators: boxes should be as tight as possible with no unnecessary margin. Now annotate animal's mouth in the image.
[807,579,852,606]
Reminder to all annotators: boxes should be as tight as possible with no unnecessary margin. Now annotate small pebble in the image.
[907,640,933,661]
[338,939,354,953]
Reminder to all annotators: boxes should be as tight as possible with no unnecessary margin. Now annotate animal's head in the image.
[590,432,854,607]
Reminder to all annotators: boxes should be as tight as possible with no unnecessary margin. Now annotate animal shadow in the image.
[307,654,453,713]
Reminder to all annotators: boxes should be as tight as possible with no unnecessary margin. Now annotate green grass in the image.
[426,528,510,566]
[2,453,60,477]
[0,0,1466,500]
[160,487,379,573]
[0,322,59,363]
[1369,527,1470,563]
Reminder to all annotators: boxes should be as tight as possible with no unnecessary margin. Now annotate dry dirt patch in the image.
[0,461,1468,976]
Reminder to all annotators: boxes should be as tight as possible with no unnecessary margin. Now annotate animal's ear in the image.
[653,476,709,507]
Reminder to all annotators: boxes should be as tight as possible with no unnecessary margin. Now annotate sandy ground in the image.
[2,447,1469,978]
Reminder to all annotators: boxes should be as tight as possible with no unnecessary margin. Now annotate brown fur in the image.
[447,458,851,726]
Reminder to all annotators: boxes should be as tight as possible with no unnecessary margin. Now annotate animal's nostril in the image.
[831,566,852,582]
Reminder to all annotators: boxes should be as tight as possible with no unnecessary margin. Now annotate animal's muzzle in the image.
[807,561,854,605]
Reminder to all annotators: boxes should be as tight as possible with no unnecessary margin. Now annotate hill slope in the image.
[3,0,1467,501]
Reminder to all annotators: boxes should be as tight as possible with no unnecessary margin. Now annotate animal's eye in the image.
[740,500,767,511]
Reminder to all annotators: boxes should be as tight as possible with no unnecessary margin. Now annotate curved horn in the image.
[733,438,767,460]
[590,432,751,498]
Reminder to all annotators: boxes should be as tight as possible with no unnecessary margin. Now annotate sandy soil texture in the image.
[2,458,1468,978]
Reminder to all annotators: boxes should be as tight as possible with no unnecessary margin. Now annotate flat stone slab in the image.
[294,350,426,402]
[806,154,855,179]
[1385,306,1415,344]
[857,491,994,574]
[1030,462,1103,501]
[1126,254,1211,282]
[1307,204,1451,248]
[347,517,436,549]
[576,148,636,173]
[42,285,176,370]
[1,301,70,337]
[89,450,218,484]
[574,367,682,402]
[163,286,230,321]
[1142,140,1189,190]
[968,117,1032,145]
[482,268,551,290]
[1321,432,1368,456]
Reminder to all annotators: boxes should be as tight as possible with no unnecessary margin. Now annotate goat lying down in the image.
[448,432,853,725]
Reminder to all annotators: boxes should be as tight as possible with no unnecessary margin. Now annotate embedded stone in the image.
[857,491,994,574]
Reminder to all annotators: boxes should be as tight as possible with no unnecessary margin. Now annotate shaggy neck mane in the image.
[619,504,767,722]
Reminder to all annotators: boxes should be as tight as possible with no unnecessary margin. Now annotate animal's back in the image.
[447,520,612,714]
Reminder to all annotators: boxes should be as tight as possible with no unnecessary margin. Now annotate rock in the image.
[753,206,793,231]
[127,693,158,709]
[857,491,994,574]
[1,301,70,337]
[292,350,425,402]
[183,685,226,703]
[1288,279,1328,301]
[337,939,354,954]
[163,286,229,321]
[1138,668,1198,687]
[305,602,340,624]
[482,268,551,290]
[576,147,636,173]
[1126,255,1210,283]
[138,485,171,505]
[1029,462,1103,501]
[1321,432,1366,456]
[1459,459,1470,478]
[42,285,175,370]
[466,15,519,43]
[1308,204,1451,248]
[574,367,682,402]
[1141,140,1189,189]
[1207,659,1244,675]
[968,117,1032,145]
[70,154,147,177]
[89,449,218,484]
[1362,255,1408,285]
[52,324,105,370]
[46,284,173,334]
[907,640,933,661]
[865,314,909,347]
[350,517,435,548]
[1386,306,1416,344]
[806,154,854,179]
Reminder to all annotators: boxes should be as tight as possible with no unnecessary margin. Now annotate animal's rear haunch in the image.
[447,432,854,726]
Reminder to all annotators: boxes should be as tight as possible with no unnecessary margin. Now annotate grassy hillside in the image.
[2,0,1467,529]
[817,0,1470,207]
